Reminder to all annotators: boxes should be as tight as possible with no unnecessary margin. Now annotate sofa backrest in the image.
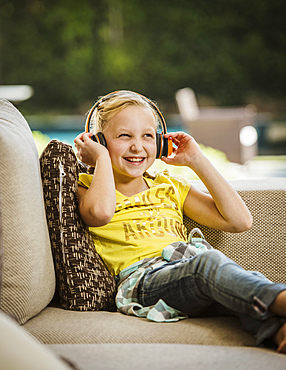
[0,197,3,303]
[0,100,55,324]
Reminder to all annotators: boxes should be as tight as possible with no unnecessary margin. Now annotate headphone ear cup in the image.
[161,136,172,158]
[156,133,163,158]
[91,132,107,148]
[156,133,173,158]
[156,133,168,158]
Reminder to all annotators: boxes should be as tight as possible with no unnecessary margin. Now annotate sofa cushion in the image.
[47,343,286,370]
[0,100,55,324]
[39,140,116,311]
[23,307,256,346]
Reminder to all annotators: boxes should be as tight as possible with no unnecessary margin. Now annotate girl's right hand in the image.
[74,132,109,167]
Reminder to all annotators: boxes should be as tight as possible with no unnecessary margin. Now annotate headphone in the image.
[84,91,173,158]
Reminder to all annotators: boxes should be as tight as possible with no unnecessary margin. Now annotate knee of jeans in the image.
[199,249,225,264]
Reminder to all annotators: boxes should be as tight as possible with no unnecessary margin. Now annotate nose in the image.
[130,138,143,153]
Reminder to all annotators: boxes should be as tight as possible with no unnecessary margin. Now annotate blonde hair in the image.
[89,90,160,133]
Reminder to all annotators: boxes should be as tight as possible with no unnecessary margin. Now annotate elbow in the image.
[88,207,115,227]
[231,212,253,233]
[245,212,253,231]
[80,204,115,228]
[92,211,114,227]
[90,219,111,227]
[242,210,253,231]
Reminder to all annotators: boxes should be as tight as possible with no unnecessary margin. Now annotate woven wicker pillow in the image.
[40,140,116,311]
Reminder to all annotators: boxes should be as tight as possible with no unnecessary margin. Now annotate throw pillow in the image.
[0,100,55,324]
[39,140,117,311]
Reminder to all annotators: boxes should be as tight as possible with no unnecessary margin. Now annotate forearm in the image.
[190,152,252,232]
[79,155,116,227]
[162,131,252,232]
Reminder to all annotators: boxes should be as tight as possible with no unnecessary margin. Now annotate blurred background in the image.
[1,0,285,179]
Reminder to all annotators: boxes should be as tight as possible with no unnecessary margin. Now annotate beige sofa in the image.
[0,99,286,369]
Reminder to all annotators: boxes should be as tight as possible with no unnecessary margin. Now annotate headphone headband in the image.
[85,90,167,134]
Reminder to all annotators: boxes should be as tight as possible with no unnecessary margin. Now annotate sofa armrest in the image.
[183,178,286,284]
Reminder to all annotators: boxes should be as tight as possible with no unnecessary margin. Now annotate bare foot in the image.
[273,323,286,354]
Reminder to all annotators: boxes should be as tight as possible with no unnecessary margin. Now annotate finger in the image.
[161,156,174,165]
[82,132,91,142]
[74,135,81,144]
[164,131,185,138]
[164,132,179,138]
[74,131,87,143]
[171,137,180,146]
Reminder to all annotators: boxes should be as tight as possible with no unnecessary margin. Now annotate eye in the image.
[119,133,131,138]
[144,133,154,138]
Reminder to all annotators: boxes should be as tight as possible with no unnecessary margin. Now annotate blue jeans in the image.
[138,250,286,345]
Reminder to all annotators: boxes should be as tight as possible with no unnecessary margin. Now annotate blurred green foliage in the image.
[1,0,285,114]
[32,130,50,154]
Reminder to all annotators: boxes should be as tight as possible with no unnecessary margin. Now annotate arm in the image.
[74,132,116,227]
[161,132,252,233]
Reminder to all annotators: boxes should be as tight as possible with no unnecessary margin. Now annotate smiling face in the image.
[103,105,157,187]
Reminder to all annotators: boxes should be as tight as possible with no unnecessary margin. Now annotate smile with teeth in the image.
[125,157,145,163]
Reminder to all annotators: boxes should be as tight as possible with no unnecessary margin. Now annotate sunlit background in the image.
[1,0,285,179]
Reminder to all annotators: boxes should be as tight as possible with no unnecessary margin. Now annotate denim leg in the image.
[138,250,286,344]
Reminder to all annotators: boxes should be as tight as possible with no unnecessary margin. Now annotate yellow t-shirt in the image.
[78,170,191,276]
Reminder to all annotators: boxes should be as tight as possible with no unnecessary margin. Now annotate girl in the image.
[74,90,286,353]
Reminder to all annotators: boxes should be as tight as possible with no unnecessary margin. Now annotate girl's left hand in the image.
[161,132,203,169]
